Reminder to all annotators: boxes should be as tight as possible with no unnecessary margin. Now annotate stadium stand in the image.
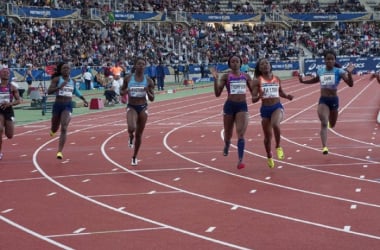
[0,0,379,83]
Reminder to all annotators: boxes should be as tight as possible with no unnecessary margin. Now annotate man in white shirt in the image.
[104,73,123,105]
[83,68,92,90]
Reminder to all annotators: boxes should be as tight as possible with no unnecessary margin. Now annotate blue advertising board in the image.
[303,57,380,75]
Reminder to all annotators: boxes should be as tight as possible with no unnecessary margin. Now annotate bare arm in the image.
[210,67,226,97]
[47,77,60,95]
[299,74,320,84]
[146,77,155,102]
[279,79,293,100]
[341,63,355,87]
[119,75,131,96]
[250,78,261,103]
[47,77,70,95]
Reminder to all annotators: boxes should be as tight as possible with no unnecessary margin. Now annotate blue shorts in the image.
[52,101,73,115]
[223,100,248,116]
[319,96,339,111]
[260,102,283,118]
[127,103,148,114]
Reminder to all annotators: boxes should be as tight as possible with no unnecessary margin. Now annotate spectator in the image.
[146,61,157,86]
[156,61,166,91]
[24,64,35,96]
[104,73,123,105]
[83,67,92,90]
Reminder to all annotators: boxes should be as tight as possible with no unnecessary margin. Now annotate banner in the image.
[190,13,260,22]
[113,11,165,21]
[303,56,380,75]
[282,12,372,22]
[12,7,80,19]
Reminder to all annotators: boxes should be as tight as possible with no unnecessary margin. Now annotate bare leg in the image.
[223,114,234,156]
[318,104,330,148]
[58,110,71,153]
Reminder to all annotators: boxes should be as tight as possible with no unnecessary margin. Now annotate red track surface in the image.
[1,75,379,250]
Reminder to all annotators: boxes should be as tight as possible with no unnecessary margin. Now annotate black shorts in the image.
[0,107,15,121]
[223,100,248,116]
[127,103,148,114]
[319,96,339,111]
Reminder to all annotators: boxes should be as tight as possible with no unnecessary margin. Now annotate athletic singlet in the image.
[258,75,280,99]
[128,74,148,98]
[317,67,345,90]
[226,72,247,95]
[57,77,75,97]
[0,83,12,103]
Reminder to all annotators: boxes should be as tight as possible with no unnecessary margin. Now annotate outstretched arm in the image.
[210,67,225,97]
[298,74,320,84]
[342,63,354,87]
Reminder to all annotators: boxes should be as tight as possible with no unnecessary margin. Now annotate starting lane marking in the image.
[1,209,14,214]
[73,228,86,234]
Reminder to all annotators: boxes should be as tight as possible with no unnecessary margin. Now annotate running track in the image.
[1,75,379,250]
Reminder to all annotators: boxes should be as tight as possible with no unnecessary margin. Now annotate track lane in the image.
[1,76,379,249]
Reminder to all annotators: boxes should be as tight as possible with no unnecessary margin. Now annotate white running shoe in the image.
[131,157,138,166]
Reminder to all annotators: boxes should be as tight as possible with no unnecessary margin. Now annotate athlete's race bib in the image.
[230,80,246,95]
[129,86,146,98]
[0,93,10,103]
[262,83,279,98]
[320,73,335,87]
[58,86,74,97]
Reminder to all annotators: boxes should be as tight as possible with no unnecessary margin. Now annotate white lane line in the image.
[1,215,74,250]
[27,85,379,248]
[47,227,166,238]
[46,192,56,197]
[33,127,252,250]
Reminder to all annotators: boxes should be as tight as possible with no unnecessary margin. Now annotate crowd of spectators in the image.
[0,0,378,72]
